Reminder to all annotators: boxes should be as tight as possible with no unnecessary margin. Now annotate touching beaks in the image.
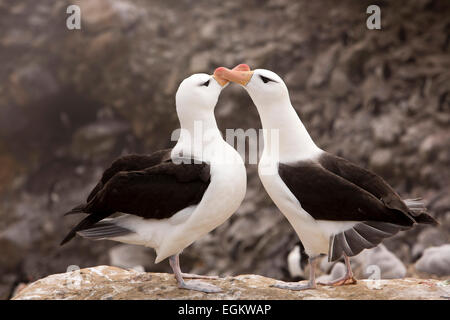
[214,65,254,86]
[213,64,252,87]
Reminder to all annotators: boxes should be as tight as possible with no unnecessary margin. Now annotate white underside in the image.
[106,205,196,251]
[258,150,357,257]
[102,140,247,264]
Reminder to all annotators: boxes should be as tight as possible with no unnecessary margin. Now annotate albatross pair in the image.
[61,64,251,293]
[62,64,437,294]
[214,66,437,290]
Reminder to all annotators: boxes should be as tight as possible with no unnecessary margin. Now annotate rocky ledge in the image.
[12,266,449,300]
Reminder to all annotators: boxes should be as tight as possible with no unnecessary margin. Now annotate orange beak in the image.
[214,66,254,86]
[213,64,252,87]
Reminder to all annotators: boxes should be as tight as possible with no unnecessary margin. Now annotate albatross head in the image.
[213,67,289,108]
[175,73,224,115]
[213,66,320,160]
[172,64,251,161]
[176,64,251,116]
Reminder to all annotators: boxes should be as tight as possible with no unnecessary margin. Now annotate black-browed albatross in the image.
[215,66,438,290]
[61,66,250,293]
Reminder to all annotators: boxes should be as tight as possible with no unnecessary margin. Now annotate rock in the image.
[0,238,25,272]
[419,132,450,162]
[361,76,391,111]
[319,257,336,274]
[78,0,141,32]
[307,44,340,88]
[412,229,449,260]
[372,112,403,146]
[340,41,371,84]
[8,64,59,106]
[317,262,346,283]
[369,149,395,177]
[0,153,21,194]
[10,283,27,299]
[329,68,353,98]
[285,63,311,89]
[245,43,277,67]
[200,21,218,42]
[71,121,129,160]
[12,266,449,300]
[355,245,407,279]
[109,244,154,272]
[189,52,212,73]
[0,273,18,300]
[87,31,119,59]
[287,245,305,279]
[0,284,12,300]
[415,245,450,276]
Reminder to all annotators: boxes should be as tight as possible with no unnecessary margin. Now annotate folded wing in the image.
[61,160,210,245]
[86,149,172,203]
[278,160,415,226]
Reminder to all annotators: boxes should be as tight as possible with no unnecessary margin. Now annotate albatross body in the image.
[61,69,248,293]
[215,66,437,290]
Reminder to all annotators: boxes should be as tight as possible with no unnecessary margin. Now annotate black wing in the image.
[318,152,436,225]
[61,160,210,245]
[278,160,415,226]
[86,149,172,203]
[279,153,437,261]
[318,152,409,213]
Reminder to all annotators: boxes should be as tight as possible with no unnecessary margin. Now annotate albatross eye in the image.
[260,75,275,83]
[201,80,210,87]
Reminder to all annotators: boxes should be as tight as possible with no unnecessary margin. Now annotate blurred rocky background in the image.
[0,0,449,299]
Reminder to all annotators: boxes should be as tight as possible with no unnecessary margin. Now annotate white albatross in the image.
[61,65,250,293]
[214,66,437,290]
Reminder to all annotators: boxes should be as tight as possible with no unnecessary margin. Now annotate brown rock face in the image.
[12,266,450,300]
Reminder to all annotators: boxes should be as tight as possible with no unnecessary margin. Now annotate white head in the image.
[176,64,252,123]
[213,67,291,108]
[172,65,253,162]
[175,73,224,120]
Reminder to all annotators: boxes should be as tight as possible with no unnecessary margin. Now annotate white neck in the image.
[172,107,223,161]
[256,99,321,163]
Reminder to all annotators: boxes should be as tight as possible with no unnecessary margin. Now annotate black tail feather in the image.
[60,214,99,246]
[404,198,438,226]
[329,221,405,262]
[64,204,87,216]
[414,213,439,226]
[77,222,132,240]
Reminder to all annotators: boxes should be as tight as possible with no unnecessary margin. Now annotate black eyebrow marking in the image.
[260,75,277,83]
[201,80,210,87]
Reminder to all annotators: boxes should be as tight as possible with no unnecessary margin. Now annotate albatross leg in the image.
[271,256,318,291]
[318,253,357,286]
[169,254,222,293]
[173,254,219,280]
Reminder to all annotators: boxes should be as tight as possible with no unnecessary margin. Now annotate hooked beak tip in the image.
[236,64,250,71]
[214,67,227,77]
